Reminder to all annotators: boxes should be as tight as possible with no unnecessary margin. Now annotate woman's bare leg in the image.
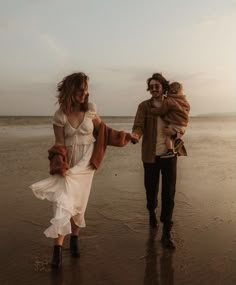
[70,218,80,257]
[70,218,80,236]
[54,235,65,246]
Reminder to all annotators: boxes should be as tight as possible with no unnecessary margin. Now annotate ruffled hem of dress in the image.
[29,175,86,238]
[43,204,86,238]
[29,143,94,238]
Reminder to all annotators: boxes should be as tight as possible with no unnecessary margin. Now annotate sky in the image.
[0,0,236,116]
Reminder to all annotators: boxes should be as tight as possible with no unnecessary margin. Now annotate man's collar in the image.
[150,96,164,104]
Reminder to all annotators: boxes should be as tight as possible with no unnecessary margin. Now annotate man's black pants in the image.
[143,155,177,225]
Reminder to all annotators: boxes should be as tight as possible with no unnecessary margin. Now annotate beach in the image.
[0,116,236,285]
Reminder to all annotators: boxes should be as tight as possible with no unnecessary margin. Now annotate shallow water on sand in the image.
[0,116,236,284]
[0,116,134,139]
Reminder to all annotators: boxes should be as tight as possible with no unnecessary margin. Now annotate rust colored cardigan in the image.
[48,145,69,176]
[90,121,130,169]
[48,121,130,175]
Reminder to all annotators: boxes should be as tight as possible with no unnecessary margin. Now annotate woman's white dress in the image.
[30,102,97,238]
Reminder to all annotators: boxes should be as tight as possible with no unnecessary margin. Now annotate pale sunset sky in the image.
[0,0,236,116]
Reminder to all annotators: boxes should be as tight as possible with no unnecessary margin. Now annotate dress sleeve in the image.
[87,102,98,119]
[52,109,66,127]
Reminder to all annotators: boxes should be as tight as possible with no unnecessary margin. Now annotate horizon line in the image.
[0,112,236,118]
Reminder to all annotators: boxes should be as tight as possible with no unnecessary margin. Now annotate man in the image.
[132,73,177,249]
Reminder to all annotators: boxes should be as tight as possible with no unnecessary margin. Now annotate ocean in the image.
[0,116,135,139]
[0,115,235,139]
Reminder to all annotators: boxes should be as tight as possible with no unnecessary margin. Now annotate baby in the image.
[151,82,190,158]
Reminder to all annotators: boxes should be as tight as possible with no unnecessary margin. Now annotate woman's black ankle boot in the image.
[70,235,80,257]
[51,245,62,268]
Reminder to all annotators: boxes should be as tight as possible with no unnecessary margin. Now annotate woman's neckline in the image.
[66,112,86,130]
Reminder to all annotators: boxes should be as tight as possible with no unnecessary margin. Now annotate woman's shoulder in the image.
[53,107,63,115]
[87,102,98,120]
[52,108,66,127]
[88,102,97,113]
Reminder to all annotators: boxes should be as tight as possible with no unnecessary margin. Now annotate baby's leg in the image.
[174,130,185,150]
[165,125,177,150]
[161,127,176,158]
[161,132,176,158]
[176,132,183,139]
[166,136,173,150]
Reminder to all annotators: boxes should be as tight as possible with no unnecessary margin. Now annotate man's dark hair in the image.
[146,73,169,93]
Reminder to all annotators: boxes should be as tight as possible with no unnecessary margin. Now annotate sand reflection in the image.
[144,228,174,285]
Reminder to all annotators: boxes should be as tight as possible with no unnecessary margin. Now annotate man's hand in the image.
[130,133,139,144]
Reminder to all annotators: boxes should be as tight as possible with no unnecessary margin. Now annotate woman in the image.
[30,72,133,268]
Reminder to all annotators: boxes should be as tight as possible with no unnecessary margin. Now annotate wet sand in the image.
[0,116,236,285]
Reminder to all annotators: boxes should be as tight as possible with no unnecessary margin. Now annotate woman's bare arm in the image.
[53,125,65,146]
[92,115,102,132]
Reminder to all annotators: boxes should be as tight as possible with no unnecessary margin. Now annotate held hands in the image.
[129,132,139,144]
